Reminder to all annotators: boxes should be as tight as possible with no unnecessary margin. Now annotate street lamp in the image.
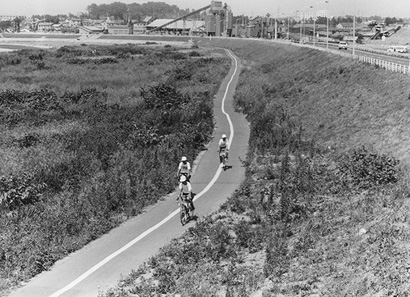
[352,0,356,57]
[274,18,277,40]
[313,16,316,46]
[288,16,290,40]
[281,12,290,40]
[325,0,329,50]
[298,11,302,43]
[310,6,315,46]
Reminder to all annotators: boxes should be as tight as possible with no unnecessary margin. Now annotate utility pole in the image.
[353,14,356,56]
[274,19,278,40]
[352,0,356,57]
[326,1,329,50]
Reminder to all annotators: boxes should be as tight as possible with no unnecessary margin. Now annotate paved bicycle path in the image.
[9,49,249,297]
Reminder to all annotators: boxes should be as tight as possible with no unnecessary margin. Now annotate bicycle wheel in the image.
[180,205,188,225]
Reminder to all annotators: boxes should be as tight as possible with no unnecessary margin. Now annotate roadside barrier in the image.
[285,40,410,75]
[357,55,409,74]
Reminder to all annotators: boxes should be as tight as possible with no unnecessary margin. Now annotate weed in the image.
[0,44,230,293]
[338,146,399,189]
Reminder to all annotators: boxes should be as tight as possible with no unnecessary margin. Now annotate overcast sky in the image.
[2,0,410,18]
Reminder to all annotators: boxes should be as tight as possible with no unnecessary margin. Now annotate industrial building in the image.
[146,1,233,37]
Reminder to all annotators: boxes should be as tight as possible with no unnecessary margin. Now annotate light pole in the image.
[298,10,302,42]
[274,18,277,40]
[281,13,290,40]
[326,1,329,50]
[352,15,356,56]
[287,16,290,39]
[310,6,315,45]
[352,0,356,57]
[313,17,316,46]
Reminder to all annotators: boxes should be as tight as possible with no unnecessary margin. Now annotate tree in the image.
[316,16,327,25]
[87,3,101,19]
[330,17,337,28]
[0,20,12,32]
[13,17,22,32]
[108,2,128,20]
[385,17,398,26]
[88,1,191,21]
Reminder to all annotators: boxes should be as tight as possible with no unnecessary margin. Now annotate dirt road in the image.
[8,49,249,297]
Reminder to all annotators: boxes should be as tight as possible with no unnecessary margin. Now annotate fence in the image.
[290,41,410,75]
[357,55,409,74]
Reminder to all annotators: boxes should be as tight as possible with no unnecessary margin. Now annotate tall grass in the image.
[105,40,410,296]
[0,44,230,294]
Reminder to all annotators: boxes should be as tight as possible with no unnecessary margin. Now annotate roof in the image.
[79,26,103,32]
[147,19,205,30]
[108,25,130,29]
[148,19,175,27]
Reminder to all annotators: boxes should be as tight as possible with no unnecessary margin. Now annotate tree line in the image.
[86,2,191,22]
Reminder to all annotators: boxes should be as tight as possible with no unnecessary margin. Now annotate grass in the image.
[0,44,230,295]
[103,39,410,296]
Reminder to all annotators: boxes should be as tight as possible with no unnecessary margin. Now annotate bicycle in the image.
[177,192,194,226]
[219,148,229,170]
[177,172,191,183]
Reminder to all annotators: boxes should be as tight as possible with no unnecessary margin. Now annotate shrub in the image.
[0,44,230,294]
[0,173,47,210]
[188,51,201,57]
[338,146,399,189]
[141,83,189,110]
[0,54,22,66]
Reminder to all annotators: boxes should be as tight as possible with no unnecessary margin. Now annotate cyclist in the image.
[218,134,229,166]
[177,156,191,181]
[177,175,194,211]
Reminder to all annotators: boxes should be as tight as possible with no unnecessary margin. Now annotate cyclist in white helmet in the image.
[218,134,229,166]
[178,174,195,210]
[177,156,191,181]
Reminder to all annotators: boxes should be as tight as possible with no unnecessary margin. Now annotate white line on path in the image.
[49,49,239,297]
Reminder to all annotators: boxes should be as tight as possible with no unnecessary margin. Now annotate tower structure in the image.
[205,1,232,36]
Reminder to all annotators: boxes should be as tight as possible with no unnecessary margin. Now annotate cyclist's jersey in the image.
[179,181,192,194]
[178,161,191,174]
[219,139,228,151]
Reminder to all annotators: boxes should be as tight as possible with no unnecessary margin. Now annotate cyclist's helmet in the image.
[180,175,187,183]
[222,134,227,139]
[181,156,187,162]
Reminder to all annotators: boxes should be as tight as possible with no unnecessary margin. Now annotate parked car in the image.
[387,45,407,53]
[338,41,348,50]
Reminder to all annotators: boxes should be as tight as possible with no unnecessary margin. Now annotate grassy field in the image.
[104,39,410,296]
[0,44,231,295]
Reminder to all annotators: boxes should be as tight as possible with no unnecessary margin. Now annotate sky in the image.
[1,0,410,18]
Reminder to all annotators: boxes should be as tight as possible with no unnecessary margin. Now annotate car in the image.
[338,41,348,50]
[387,45,408,53]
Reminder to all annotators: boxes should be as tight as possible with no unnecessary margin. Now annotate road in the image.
[8,49,250,297]
[312,42,410,66]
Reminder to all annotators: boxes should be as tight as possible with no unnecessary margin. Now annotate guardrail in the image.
[357,55,409,74]
[284,40,410,75]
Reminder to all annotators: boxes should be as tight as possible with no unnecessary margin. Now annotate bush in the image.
[0,45,230,294]
[338,146,399,189]
[141,83,189,110]
[0,173,47,210]
[188,51,201,57]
